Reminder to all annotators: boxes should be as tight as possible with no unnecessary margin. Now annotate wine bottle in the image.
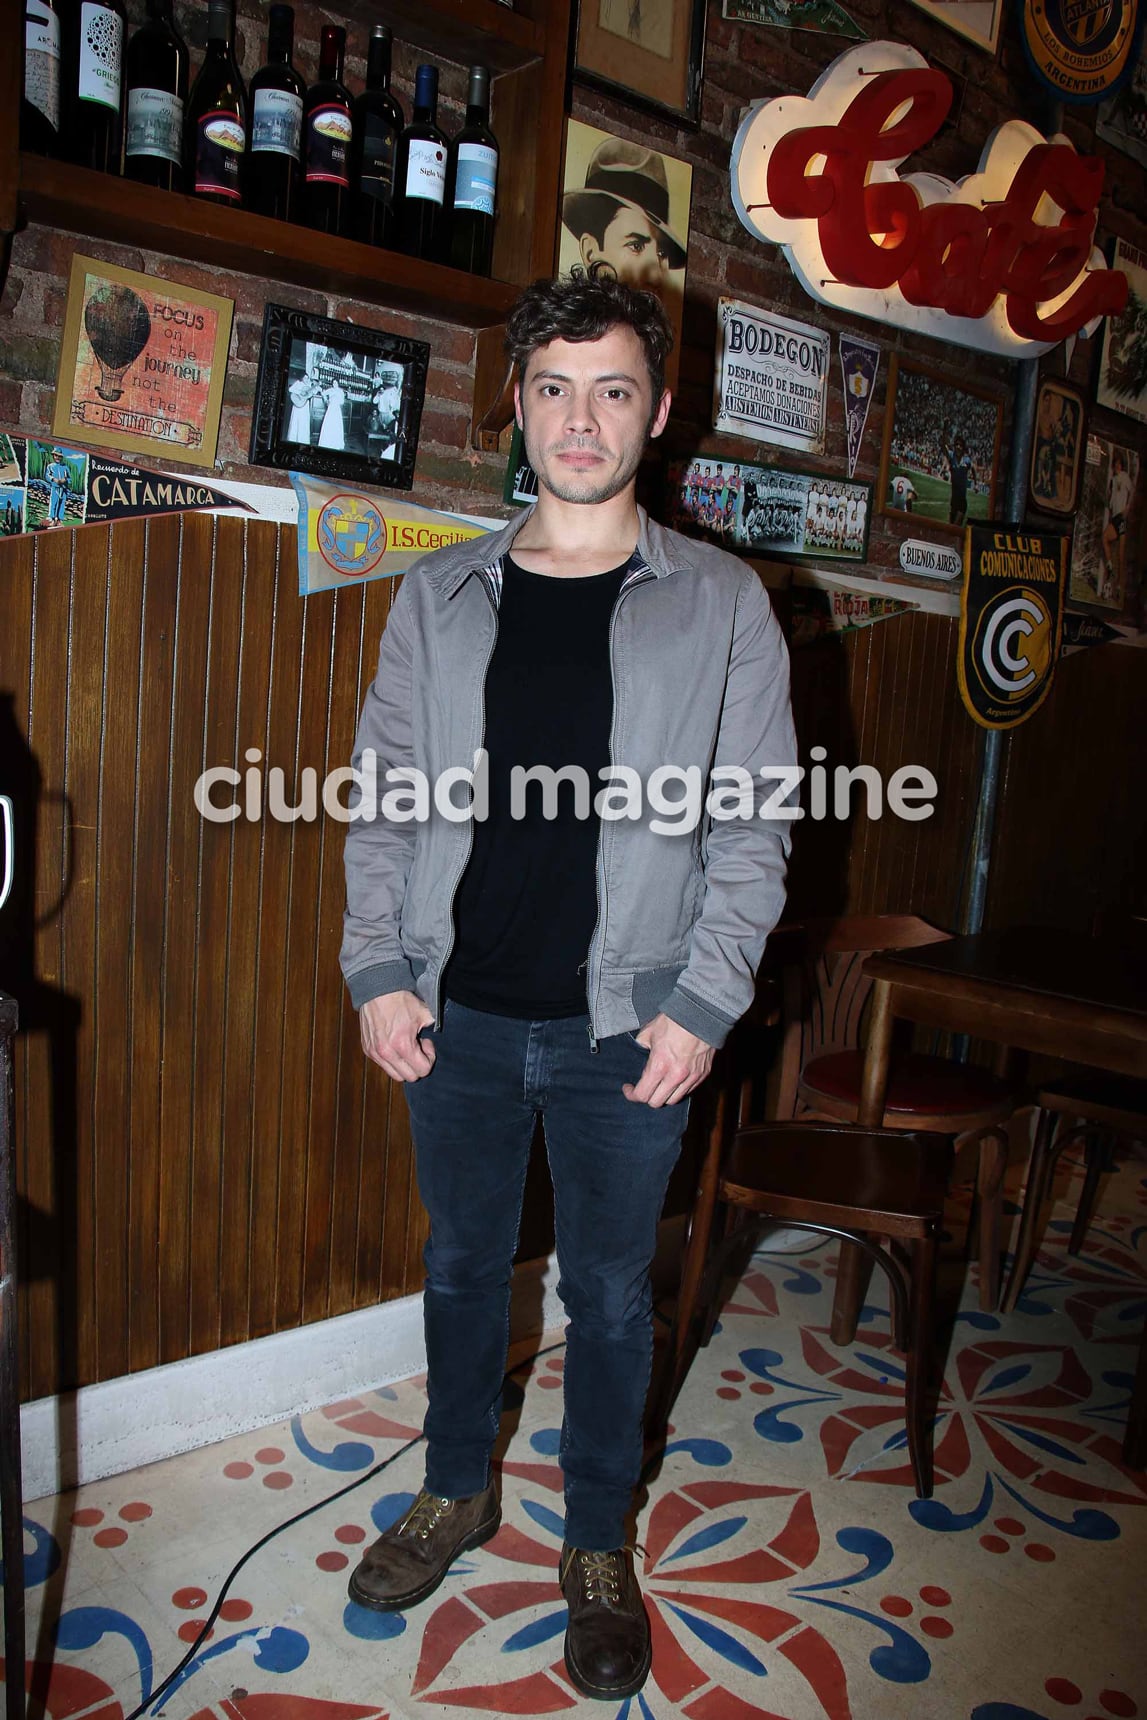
[351,23,403,248]
[22,0,61,155]
[447,65,498,276]
[395,64,448,263]
[186,0,247,206]
[247,2,304,221]
[69,0,126,173]
[123,0,188,192]
[302,23,353,236]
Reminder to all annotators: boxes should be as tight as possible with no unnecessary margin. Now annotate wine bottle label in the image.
[194,109,245,199]
[405,137,446,205]
[125,87,183,164]
[251,87,303,158]
[25,3,61,130]
[359,116,397,205]
[305,103,352,185]
[453,142,497,215]
[78,1,123,112]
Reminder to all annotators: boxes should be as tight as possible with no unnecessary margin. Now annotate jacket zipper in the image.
[431,566,500,1027]
[584,567,656,1050]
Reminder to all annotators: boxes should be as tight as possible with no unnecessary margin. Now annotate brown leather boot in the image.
[348,1480,500,1612]
[559,1542,652,1700]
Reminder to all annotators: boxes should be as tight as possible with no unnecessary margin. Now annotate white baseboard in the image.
[20,1254,565,1502]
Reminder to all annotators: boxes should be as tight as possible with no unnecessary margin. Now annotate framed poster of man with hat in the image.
[559,118,693,390]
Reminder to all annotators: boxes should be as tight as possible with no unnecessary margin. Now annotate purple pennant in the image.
[838,335,881,478]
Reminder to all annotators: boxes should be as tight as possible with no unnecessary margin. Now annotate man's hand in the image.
[360,990,436,1083]
[622,1013,714,1108]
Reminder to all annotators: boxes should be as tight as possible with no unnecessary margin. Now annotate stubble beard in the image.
[520,413,648,508]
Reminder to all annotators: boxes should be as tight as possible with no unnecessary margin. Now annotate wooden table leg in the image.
[831,980,894,1346]
[0,995,25,1719]
[1124,1314,1147,1471]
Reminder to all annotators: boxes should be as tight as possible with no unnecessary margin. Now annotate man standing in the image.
[340,272,795,1701]
[945,432,975,527]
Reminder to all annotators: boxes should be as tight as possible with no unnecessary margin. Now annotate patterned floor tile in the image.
[4,1147,1145,1720]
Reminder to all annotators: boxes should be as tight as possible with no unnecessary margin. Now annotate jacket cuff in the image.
[660,984,740,1050]
[347,958,420,1010]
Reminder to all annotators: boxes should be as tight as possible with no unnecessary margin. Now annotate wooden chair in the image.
[775,916,1016,1326]
[1002,1072,1147,1310]
[656,1119,953,1497]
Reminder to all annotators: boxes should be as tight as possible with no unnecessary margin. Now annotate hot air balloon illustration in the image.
[83,282,153,401]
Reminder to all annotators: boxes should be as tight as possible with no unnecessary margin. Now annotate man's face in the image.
[515,326,670,508]
[579,204,673,294]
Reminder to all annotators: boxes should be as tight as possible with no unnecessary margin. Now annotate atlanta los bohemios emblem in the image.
[1021,0,1142,103]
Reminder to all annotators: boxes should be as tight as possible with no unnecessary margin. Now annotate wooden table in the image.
[842,928,1147,1467]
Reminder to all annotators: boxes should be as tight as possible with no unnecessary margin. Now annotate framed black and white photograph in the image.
[573,0,706,126]
[250,304,430,491]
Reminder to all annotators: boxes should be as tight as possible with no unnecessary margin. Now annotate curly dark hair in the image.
[504,268,674,403]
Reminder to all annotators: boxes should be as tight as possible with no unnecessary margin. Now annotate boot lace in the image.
[571,1548,624,1605]
[399,1491,455,1541]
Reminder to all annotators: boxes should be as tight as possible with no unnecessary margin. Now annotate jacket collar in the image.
[422,503,694,599]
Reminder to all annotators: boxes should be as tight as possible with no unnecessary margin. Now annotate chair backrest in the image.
[774,915,950,1119]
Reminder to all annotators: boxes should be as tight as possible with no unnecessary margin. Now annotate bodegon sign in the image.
[730,42,1128,357]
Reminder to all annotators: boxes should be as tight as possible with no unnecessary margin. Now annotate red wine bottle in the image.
[395,64,447,263]
[247,3,304,221]
[68,0,126,174]
[351,23,403,248]
[302,24,353,237]
[186,0,247,206]
[123,0,188,191]
[447,65,498,276]
[22,0,62,155]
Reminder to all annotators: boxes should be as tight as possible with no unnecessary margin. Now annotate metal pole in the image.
[960,355,1041,937]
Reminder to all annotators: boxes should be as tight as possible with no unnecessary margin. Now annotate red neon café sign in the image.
[730,43,1127,357]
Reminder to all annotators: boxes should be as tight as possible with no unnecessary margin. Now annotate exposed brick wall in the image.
[2,0,1145,567]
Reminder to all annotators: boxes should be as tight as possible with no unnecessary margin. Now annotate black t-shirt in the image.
[445,552,630,1018]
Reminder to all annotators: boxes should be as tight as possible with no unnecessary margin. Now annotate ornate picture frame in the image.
[249,304,429,492]
[573,0,707,126]
[879,356,1004,537]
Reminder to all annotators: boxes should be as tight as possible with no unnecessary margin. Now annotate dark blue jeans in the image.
[404,999,689,1551]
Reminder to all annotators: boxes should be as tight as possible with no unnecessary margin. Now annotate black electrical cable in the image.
[120,1336,570,1720]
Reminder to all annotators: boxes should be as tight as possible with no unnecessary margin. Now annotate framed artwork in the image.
[721,0,865,39]
[1029,377,1087,517]
[667,456,872,564]
[904,0,1005,53]
[573,0,706,125]
[559,118,693,392]
[51,254,233,469]
[878,356,1004,536]
[1097,237,1147,426]
[503,425,538,509]
[1097,41,1147,166]
[250,305,429,491]
[1069,433,1139,612]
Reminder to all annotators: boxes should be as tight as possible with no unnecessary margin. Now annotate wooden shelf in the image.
[337,0,544,73]
[19,155,520,327]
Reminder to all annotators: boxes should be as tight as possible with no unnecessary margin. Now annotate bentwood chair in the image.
[775,916,1017,1316]
[1002,1073,1147,1309]
[657,1117,953,1496]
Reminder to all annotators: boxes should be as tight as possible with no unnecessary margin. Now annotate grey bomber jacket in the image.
[340,503,797,1048]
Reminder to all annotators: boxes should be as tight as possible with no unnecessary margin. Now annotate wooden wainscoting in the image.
[0,514,427,1401]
